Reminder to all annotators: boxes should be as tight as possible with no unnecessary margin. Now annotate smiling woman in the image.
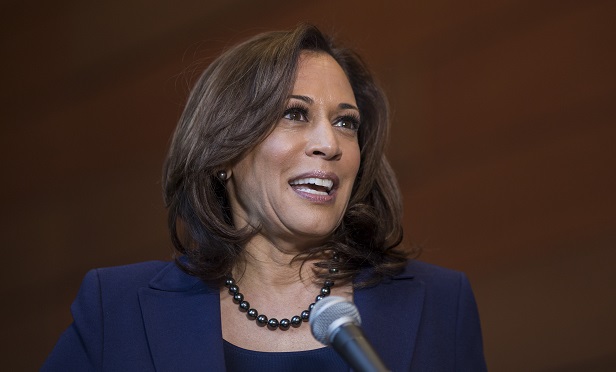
[43,24,487,371]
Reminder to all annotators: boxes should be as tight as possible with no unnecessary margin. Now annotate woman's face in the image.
[227,52,361,248]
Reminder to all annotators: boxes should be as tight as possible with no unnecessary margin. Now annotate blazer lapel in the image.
[354,267,425,372]
[138,263,226,371]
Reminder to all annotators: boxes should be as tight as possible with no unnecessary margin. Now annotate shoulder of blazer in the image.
[94,260,213,293]
[358,259,464,290]
[398,259,463,281]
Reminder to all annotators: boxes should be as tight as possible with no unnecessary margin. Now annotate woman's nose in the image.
[305,121,342,161]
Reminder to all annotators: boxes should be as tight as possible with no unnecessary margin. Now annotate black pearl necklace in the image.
[224,265,339,331]
[224,276,335,330]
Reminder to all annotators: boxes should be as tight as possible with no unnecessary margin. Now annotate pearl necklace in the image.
[224,255,339,331]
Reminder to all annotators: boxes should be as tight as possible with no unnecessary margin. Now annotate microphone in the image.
[309,296,389,372]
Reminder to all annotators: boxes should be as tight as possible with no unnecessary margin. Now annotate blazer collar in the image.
[138,262,226,371]
[354,265,425,372]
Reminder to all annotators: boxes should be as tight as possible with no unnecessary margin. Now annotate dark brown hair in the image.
[163,24,409,287]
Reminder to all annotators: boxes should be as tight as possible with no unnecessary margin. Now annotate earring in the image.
[216,170,227,181]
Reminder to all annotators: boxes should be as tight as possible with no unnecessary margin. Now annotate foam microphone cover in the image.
[310,296,361,344]
[310,296,389,372]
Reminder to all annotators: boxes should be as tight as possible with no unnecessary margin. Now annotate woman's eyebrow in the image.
[289,94,313,104]
[339,102,359,111]
[289,95,359,111]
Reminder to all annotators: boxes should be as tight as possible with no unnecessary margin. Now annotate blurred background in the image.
[1,0,614,370]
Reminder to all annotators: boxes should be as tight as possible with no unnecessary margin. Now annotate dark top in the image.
[223,340,347,371]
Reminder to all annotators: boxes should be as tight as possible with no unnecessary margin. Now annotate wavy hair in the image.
[163,24,410,287]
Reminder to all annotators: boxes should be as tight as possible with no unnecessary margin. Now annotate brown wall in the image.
[1,0,614,370]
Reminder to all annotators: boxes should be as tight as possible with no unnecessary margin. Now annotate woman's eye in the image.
[283,107,308,122]
[334,116,360,131]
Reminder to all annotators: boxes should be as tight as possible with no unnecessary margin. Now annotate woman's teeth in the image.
[289,177,334,195]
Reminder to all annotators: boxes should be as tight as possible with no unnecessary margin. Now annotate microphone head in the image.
[309,296,361,345]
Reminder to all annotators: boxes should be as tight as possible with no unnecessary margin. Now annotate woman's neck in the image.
[232,235,320,290]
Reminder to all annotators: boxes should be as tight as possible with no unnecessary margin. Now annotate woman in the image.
[43,24,486,371]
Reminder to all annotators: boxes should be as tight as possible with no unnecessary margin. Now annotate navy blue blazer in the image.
[43,260,487,371]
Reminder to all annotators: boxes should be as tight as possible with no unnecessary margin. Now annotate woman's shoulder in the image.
[395,259,472,292]
[92,260,172,284]
[81,260,204,295]
[72,260,210,313]
[72,260,208,318]
[402,259,464,279]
